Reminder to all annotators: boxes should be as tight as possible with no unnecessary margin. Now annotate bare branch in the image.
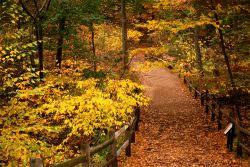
[33,0,39,13]
[39,0,51,13]
[46,0,51,10]
[19,0,35,20]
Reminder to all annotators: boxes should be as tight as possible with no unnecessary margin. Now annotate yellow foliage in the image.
[129,47,167,58]
[131,61,167,72]
[1,72,149,166]
[93,24,122,52]
[128,29,143,42]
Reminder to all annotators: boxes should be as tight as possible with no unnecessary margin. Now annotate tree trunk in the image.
[90,21,97,72]
[194,25,203,73]
[209,0,241,121]
[56,17,65,69]
[35,23,44,80]
[19,0,51,80]
[216,18,235,89]
[29,23,36,69]
[121,0,128,70]
[216,19,241,121]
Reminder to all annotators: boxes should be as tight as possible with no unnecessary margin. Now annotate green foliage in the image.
[0,0,39,100]
[82,69,106,79]
[138,0,250,96]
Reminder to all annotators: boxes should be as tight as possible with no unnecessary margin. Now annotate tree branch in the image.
[33,0,39,13]
[19,0,35,20]
[39,0,51,13]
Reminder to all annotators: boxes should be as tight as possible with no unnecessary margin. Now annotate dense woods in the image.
[140,0,250,121]
[0,0,249,166]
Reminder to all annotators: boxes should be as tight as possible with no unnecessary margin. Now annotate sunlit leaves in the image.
[128,29,143,42]
[0,0,37,97]
[1,71,149,165]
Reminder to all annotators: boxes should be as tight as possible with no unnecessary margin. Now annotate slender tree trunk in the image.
[56,17,65,69]
[35,23,44,80]
[90,21,97,72]
[210,0,241,121]
[194,25,203,73]
[218,20,242,121]
[19,0,51,80]
[214,15,235,88]
[29,23,36,69]
[215,16,241,121]
[121,0,128,70]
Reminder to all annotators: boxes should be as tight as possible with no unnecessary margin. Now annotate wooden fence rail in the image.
[30,107,140,167]
[182,75,250,157]
[30,72,249,166]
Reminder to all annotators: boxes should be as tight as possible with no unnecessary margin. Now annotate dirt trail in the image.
[125,67,249,167]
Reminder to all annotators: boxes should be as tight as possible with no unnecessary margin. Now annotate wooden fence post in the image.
[205,90,209,113]
[194,88,198,99]
[236,130,243,157]
[30,158,43,167]
[218,104,222,130]
[125,127,131,157]
[110,130,118,167]
[227,113,235,152]
[205,101,209,113]
[230,112,235,151]
[211,102,215,121]
[229,124,235,151]
[200,92,204,106]
[81,142,90,167]
[131,131,135,143]
[135,107,140,131]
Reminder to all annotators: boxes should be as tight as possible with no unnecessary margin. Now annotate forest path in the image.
[124,58,248,166]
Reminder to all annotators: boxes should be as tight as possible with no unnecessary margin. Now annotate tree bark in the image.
[56,17,66,69]
[19,0,51,80]
[35,22,44,80]
[213,15,235,88]
[194,25,203,73]
[90,21,97,72]
[209,0,241,121]
[216,18,241,121]
[29,23,36,69]
[121,0,128,70]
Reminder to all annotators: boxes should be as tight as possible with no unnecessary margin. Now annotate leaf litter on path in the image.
[123,68,249,167]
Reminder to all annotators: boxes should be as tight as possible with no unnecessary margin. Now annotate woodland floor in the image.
[122,54,249,167]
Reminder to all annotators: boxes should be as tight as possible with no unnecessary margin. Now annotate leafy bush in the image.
[82,69,106,79]
[0,76,148,165]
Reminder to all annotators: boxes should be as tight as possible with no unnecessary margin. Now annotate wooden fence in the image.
[182,75,250,157]
[28,72,250,166]
[30,107,141,167]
